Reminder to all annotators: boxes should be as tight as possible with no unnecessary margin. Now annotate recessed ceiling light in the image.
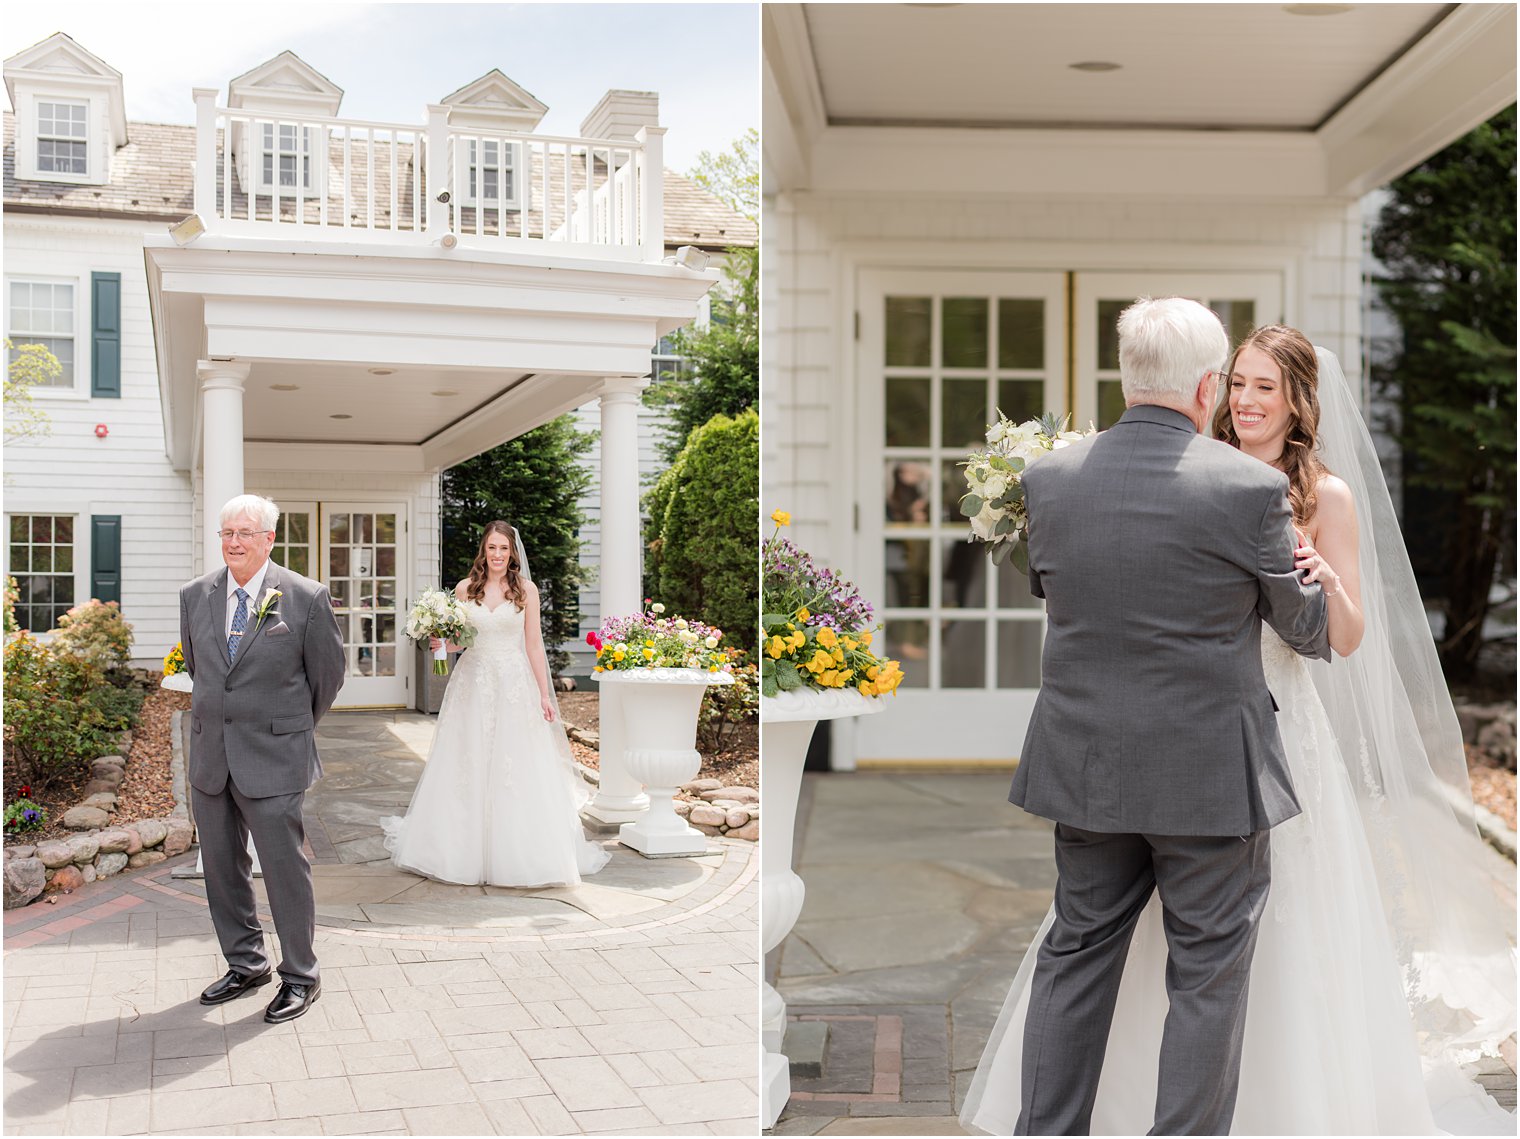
[1282,4,1353,13]
[330,413,352,420]
[269,383,300,391]
[431,390,459,397]
[1068,61,1122,73]
[368,368,394,376]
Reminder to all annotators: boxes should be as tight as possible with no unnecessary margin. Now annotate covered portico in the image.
[143,87,718,829]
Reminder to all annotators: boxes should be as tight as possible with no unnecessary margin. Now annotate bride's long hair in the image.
[463,520,526,610]
[1213,324,1328,528]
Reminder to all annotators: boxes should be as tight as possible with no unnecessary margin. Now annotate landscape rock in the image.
[1477,715,1517,772]
[682,778,723,793]
[127,850,168,869]
[91,758,125,778]
[34,841,74,870]
[3,857,46,909]
[725,808,749,829]
[689,805,727,827]
[96,829,133,854]
[672,800,693,817]
[82,780,120,797]
[45,864,85,893]
[700,785,759,803]
[692,823,724,837]
[79,864,97,884]
[61,806,111,831]
[81,793,117,811]
[729,820,760,841]
[95,852,129,878]
[162,819,194,857]
[134,819,168,849]
[65,834,100,865]
[122,827,144,856]
[7,844,35,861]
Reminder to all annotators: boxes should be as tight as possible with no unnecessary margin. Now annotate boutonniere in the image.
[253,588,282,631]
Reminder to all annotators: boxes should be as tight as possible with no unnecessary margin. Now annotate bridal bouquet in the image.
[960,412,1092,570]
[760,510,904,700]
[591,601,732,673]
[405,589,477,675]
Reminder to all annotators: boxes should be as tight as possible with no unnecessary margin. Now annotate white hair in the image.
[1117,297,1230,403]
[218,494,280,532]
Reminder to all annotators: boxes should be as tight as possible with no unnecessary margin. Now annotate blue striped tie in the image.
[228,588,249,663]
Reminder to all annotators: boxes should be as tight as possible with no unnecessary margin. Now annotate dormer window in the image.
[261,122,316,191]
[37,100,89,176]
[465,139,523,209]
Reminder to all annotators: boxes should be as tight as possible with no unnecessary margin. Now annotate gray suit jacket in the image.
[179,561,345,798]
[1008,405,1331,836]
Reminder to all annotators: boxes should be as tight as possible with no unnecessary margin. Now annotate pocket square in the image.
[265,621,291,637]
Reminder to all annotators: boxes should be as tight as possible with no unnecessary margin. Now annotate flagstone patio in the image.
[3,712,759,1136]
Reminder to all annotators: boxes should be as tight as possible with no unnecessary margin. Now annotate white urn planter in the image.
[760,686,887,1127]
[598,668,735,857]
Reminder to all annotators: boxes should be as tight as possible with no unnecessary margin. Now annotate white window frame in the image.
[255,120,324,196]
[3,510,85,637]
[35,97,90,179]
[460,138,525,210]
[4,274,86,399]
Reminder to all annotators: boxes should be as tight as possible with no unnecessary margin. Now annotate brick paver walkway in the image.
[768,771,1516,1136]
[5,712,759,1136]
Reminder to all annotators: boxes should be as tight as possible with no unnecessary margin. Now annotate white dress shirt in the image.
[224,561,272,643]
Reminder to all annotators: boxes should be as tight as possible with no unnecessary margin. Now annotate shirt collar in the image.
[227,560,270,604]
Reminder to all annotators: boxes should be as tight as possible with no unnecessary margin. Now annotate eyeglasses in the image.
[217,529,272,541]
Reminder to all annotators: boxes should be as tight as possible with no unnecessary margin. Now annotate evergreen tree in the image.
[1371,104,1516,681]
[439,415,596,673]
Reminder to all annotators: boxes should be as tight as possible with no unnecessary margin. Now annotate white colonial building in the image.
[762,3,1516,765]
[3,32,754,713]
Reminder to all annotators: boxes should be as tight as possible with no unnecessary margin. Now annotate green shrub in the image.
[3,633,112,790]
[696,658,759,757]
[3,576,17,637]
[642,409,759,657]
[53,599,133,677]
[4,796,46,833]
[85,683,144,731]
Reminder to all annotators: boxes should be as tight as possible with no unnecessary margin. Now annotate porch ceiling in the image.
[803,3,1450,131]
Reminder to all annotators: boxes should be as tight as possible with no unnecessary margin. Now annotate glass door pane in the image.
[320,502,407,706]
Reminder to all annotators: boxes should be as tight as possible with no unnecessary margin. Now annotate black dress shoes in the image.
[199,968,273,1005]
[263,979,321,1024]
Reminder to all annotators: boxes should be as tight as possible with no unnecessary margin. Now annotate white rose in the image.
[1020,445,1049,468]
[986,421,1009,445]
[982,472,1010,501]
[969,502,1002,542]
[704,635,719,649]
[1058,431,1085,444]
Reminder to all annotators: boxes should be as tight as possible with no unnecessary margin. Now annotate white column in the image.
[193,360,259,876]
[198,361,251,572]
[583,379,651,827]
[192,89,218,224]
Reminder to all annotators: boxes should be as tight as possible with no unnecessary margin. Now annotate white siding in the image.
[4,215,194,663]
[762,191,1365,571]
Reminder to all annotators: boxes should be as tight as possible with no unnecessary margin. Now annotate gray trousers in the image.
[192,781,318,986]
[1015,824,1271,1136]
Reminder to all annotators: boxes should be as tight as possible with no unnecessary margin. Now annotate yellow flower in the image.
[594,665,605,672]
[858,680,877,697]
[842,636,857,651]
[709,665,719,672]
[867,665,880,680]
[831,648,845,664]
[613,650,626,661]
[644,639,656,648]
[862,631,873,646]
[786,631,805,650]
[643,647,655,659]
[796,607,810,622]
[771,509,791,526]
[816,626,838,650]
[766,635,787,660]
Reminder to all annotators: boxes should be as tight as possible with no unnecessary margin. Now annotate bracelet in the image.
[1323,577,1341,598]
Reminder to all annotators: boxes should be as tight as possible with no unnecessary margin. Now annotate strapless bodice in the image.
[463,599,526,655]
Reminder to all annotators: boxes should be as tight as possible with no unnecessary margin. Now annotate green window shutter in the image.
[91,272,121,398]
[91,515,121,605]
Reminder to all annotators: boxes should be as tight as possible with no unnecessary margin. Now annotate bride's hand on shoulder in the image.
[540,693,556,722]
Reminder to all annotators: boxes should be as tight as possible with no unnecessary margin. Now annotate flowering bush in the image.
[405,589,477,675]
[3,575,18,637]
[52,599,133,676]
[760,511,904,699]
[591,601,732,673]
[3,633,113,791]
[960,412,1094,570]
[4,793,46,834]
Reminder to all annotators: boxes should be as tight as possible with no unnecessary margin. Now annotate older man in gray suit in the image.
[1008,298,1330,1135]
[180,494,344,1024]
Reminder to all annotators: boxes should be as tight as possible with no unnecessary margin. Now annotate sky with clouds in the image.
[3,1,758,172]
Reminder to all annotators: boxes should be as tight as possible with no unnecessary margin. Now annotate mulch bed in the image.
[1468,746,1517,832]
[559,690,757,799]
[4,677,186,848]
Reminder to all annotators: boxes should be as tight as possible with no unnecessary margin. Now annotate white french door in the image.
[319,502,408,707]
[853,268,1285,762]
[856,270,1066,762]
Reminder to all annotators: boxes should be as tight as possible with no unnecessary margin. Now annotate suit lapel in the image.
[228,564,283,676]
[208,570,232,667]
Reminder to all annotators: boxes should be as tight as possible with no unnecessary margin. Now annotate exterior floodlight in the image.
[168,214,206,246]
[436,189,452,205]
[439,233,459,250]
[673,245,710,271]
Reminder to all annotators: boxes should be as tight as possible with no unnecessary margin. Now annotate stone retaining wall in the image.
[677,778,759,841]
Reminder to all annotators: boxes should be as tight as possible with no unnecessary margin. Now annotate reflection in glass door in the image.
[1074,274,1283,431]
[320,503,407,706]
[858,270,1065,761]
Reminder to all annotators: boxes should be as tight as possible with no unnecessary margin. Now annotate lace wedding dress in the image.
[961,626,1514,1136]
[380,599,610,888]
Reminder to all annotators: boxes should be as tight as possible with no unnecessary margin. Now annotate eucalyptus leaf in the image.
[990,540,1013,566]
[1011,540,1030,574]
[960,494,983,517]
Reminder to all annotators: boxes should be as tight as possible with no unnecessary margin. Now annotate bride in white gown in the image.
[381,521,610,888]
[963,328,1515,1135]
